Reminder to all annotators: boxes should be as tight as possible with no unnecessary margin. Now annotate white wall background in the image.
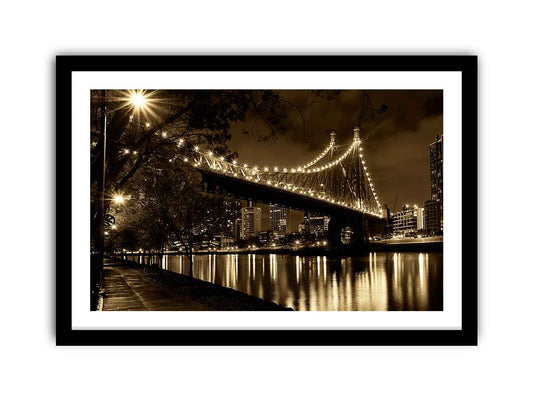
[1,1,531,399]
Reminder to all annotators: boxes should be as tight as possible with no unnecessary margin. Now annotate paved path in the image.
[102,260,212,311]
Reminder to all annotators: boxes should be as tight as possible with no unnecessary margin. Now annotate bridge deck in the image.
[200,169,384,223]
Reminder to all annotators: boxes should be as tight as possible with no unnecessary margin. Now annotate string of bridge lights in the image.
[291,136,336,171]
[115,106,383,217]
[183,136,383,218]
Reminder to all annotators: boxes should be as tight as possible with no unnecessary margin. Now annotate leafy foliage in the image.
[111,158,239,272]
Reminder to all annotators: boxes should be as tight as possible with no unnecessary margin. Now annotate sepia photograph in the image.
[90,88,444,312]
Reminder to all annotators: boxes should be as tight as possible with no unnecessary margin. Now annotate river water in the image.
[133,252,442,311]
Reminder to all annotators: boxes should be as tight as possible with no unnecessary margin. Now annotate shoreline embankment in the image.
[111,258,292,311]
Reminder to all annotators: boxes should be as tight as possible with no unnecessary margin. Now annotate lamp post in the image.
[90,90,108,311]
[92,90,146,310]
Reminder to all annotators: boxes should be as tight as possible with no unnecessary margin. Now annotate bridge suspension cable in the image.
[179,127,383,218]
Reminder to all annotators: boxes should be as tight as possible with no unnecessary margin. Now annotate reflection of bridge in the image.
[182,127,386,246]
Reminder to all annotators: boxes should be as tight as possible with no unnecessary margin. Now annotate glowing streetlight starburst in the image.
[130,92,147,108]
[113,194,125,204]
[120,90,161,124]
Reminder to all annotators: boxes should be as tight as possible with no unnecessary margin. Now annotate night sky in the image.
[228,90,443,211]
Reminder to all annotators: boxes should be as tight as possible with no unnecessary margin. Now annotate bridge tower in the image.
[329,130,336,148]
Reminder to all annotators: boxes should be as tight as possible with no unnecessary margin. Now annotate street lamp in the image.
[130,92,146,108]
[93,90,147,310]
[113,194,125,205]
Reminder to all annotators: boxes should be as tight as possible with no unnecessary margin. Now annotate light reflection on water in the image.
[130,252,443,311]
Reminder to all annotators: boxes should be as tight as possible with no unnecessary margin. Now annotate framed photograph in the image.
[57,55,477,345]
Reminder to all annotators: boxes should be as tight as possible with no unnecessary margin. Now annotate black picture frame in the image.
[56,55,477,346]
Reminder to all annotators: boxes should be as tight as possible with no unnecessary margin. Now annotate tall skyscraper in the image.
[288,209,304,233]
[270,205,288,233]
[430,135,443,203]
[424,199,441,235]
[416,207,425,231]
[258,202,270,232]
[241,206,261,239]
[429,134,443,232]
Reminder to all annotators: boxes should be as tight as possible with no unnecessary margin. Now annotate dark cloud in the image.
[423,94,444,117]
[228,90,443,210]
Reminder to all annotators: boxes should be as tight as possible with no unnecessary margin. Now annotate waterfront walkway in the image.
[102,259,212,311]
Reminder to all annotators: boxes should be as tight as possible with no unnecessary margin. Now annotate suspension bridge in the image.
[180,127,386,245]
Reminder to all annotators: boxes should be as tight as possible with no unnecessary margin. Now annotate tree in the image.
[115,157,239,275]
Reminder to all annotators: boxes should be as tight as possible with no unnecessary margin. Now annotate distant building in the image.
[392,205,420,235]
[258,203,270,233]
[241,206,261,239]
[417,207,425,231]
[298,222,309,234]
[309,215,330,235]
[288,209,304,233]
[270,205,288,233]
[213,234,234,249]
[424,199,442,236]
[258,231,274,246]
[234,217,241,241]
[299,212,310,234]
[429,134,444,232]
[430,135,443,203]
